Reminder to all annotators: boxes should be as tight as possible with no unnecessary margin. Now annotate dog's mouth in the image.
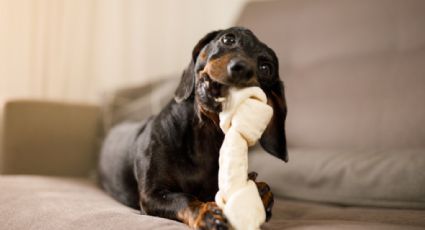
[205,73,227,101]
[196,72,229,112]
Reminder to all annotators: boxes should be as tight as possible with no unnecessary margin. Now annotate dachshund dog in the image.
[99,27,287,230]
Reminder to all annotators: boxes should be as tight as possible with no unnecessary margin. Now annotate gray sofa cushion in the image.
[0,176,188,230]
[249,147,425,209]
[101,77,179,133]
[1,175,425,230]
[1,100,100,177]
[237,0,425,150]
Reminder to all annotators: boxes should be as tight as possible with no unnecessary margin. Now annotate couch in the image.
[1,0,425,229]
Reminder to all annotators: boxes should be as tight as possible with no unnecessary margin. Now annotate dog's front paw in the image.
[249,171,274,222]
[195,202,228,230]
[255,181,274,222]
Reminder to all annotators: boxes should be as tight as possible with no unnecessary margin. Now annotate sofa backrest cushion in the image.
[1,100,100,177]
[236,0,425,149]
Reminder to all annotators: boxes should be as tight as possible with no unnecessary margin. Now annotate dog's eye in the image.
[221,33,236,46]
[259,63,272,76]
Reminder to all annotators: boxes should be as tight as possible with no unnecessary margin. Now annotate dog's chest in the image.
[174,124,223,200]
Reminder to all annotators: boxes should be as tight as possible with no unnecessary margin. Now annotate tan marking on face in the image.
[198,50,208,61]
[200,52,260,86]
[201,53,235,83]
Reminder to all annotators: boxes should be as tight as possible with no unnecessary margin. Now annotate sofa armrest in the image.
[0,100,101,177]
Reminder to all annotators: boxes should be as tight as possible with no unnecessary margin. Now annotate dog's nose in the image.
[227,59,253,82]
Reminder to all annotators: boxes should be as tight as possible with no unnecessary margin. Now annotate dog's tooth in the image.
[204,80,210,88]
[215,97,226,103]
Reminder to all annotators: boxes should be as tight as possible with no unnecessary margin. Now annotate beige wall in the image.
[0,0,249,104]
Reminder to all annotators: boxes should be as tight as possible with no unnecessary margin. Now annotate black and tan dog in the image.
[99,27,287,230]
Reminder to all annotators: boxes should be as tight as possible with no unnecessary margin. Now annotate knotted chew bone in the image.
[215,86,273,230]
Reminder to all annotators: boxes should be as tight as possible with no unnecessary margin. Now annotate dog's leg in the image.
[140,192,228,230]
[248,171,274,222]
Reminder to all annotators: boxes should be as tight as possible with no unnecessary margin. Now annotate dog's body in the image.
[99,27,287,230]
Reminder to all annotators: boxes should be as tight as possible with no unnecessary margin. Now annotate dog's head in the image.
[175,27,288,162]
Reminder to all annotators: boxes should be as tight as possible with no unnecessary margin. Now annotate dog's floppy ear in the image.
[174,30,222,103]
[260,81,288,162]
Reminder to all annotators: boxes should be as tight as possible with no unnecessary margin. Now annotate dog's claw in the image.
[248,171,258,181]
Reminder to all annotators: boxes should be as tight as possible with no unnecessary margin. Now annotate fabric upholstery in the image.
[101,77,179,132]
[1,100,100,177]
[236,0,425,149]
[1,175,424,230]
[0,176,188,230]
[249,147,425,209]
